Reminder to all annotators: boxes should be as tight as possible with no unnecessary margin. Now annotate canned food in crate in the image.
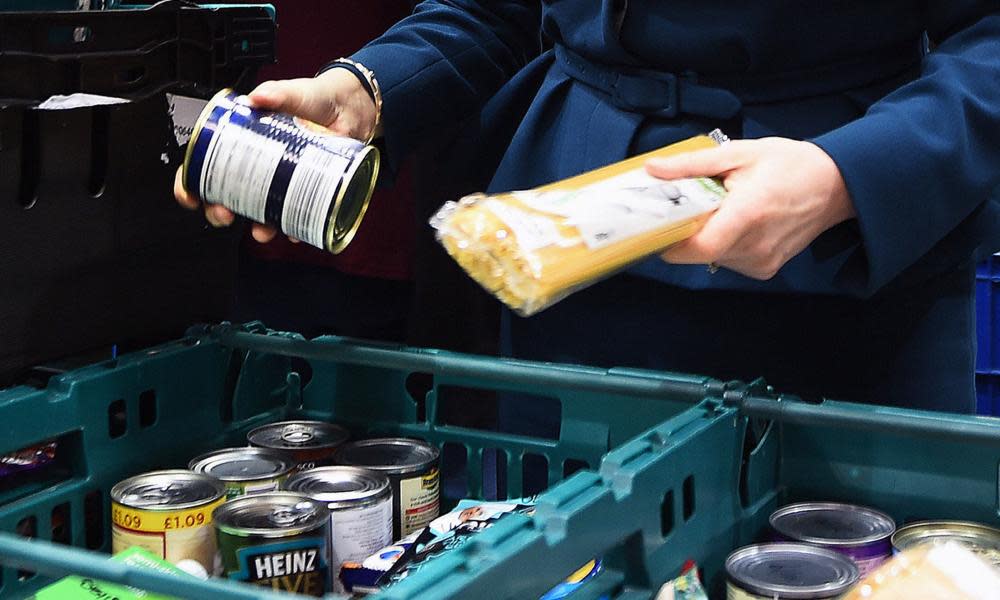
[725,543,860,599]
[248,420,350,472]
[111,470,225,575]
[182,89,379,253]
[335,437,440,538]
[214,492,330,596]
[892,521,1000,570]
[189,447,295,499]
[284,466,393,592]
[770,502,895,576]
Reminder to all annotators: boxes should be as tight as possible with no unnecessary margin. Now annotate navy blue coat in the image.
[352,2,1000,411]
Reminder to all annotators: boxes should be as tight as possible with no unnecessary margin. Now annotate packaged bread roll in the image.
[431,131,728,316]
[843,543,1000,600]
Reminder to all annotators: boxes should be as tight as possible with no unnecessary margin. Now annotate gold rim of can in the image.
[326,144,380,254]
[180,87,234,199]
[892,520,1000,551]
[111,469,226,511]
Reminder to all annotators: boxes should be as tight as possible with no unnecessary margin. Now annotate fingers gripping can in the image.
[182,89,380,253]
[111,470,225,574]
[334,438,441,538]
[284,466,393,593]
[214,492,331,596]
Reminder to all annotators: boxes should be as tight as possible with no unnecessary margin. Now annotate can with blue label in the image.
[213,492,331,596]
[182,89,379,253]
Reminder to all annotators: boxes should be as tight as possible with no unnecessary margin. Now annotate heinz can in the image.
[111,470,225,575]
[182,89,379,253]
[335,438,441,538]
[770,502,895,577]
[284,466,393,593]
[726,543,860,599]
[248,420,350,472]
[892,520,1000,570]
[189,447,295,500]
[214,492,330,596]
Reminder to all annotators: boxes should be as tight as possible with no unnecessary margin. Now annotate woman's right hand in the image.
[173,67,379,243]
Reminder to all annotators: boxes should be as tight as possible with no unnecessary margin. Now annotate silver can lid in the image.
[726,543,860,599]
[335,438,440,476]
[284,466,391,510]
[112,470,225,511]
[248,420,350,451]
[189,447,295,482]
[770,502,896,546]
[893,521,1000,568]
[213,492,329,537]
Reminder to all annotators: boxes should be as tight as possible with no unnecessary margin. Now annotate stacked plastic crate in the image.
[976,257,1000,414]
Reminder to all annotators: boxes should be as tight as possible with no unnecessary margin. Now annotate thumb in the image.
[645,143,746,180]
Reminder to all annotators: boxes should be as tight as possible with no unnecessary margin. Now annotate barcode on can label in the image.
[200,111,283,225]
[282,144,352,248]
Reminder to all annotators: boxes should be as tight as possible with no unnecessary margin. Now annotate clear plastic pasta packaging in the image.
[431,131,728,316]
[843,543,1000,600]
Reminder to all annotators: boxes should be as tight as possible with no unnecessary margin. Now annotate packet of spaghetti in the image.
[431,131,728,316]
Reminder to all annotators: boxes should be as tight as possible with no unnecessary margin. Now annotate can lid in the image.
[213,492,329,537]
[334,438,440,476]
[326,144,379,254]
[893,521,1000,567]
[725,543,860,599]
[284,466,391,509]
[188,447,295,482]
[770,502,896,546]
[112,470,225,510]
[248,421,350,451]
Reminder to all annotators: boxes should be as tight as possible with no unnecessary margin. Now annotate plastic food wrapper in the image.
[341,498,607,597]
[340,499,536,594]
[654,561,709,600]
[431,131,728,316]
[0,440,57,478]
[843,542,1000,600]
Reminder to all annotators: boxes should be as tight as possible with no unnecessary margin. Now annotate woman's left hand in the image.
[646,137,856,280]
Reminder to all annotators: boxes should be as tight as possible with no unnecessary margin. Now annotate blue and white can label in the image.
[183,89,379,253]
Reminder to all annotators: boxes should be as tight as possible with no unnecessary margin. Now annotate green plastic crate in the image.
[1,323,1000,599]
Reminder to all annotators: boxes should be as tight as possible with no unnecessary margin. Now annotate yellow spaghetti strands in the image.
[431,131,728,316]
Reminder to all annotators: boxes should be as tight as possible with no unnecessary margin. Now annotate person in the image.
[176,2,1000,413]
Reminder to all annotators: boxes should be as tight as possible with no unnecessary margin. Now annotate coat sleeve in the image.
[811,3,1000,295]
[346,1,542,173]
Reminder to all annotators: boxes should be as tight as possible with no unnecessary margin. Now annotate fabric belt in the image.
[554,44,742,120]
[554,42,922,121]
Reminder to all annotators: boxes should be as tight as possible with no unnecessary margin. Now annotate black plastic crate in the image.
[0,0,275,103]
[0,1,275,386]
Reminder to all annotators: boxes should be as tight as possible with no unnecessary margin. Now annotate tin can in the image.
[284,466,393,593]
[189,447,295,500]
[726,543,859,599]
[335,438,441,538]
[214,492,331,596]
[770,502,895,577]
[182,88,379,253]
[248,420,350,472]
[111,470,225,574]
[892,520,1000,570]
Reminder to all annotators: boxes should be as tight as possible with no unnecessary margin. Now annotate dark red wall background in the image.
[245,0,417,280]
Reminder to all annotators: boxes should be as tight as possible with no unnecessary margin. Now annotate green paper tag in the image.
[34,547,189,600]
